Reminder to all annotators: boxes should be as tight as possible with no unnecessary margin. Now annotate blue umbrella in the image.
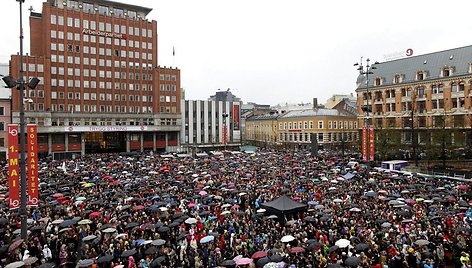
[132,239,145,246]
[200,235,215,244]
[308,201,318,206]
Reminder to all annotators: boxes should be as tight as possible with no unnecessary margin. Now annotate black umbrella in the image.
[176,233,187,240]
[256,256,270,267]
[145,247,159,255]
[269,254,283,262]
[77,259,94,268]
[157,226,170,233]
[121,249,137,258]
[328,264,343,268]
[150,256,166,268]
[58,219,76,228]
[125,222,139,229]
[355,243,369,251]
[38,263,55,268]
[344,256,360,267]
[97,255,114,264]
[221,259,236,266]
[152,239,166,246]
[328,245,339,253]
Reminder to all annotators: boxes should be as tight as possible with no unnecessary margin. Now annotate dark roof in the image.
[357,45,472,89]
[246,114,279,121]
[279,108,354,119]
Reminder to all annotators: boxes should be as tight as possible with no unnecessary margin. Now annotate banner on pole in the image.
[27,124,39,206]
[369,125,375,161]
[7,124,20,209]
[222,125,228,145]
[362,126,367,161]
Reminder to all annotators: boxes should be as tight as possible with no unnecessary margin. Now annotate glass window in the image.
[51,15,56,24]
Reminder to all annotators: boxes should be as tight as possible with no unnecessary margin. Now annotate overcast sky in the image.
[1,0,471,106]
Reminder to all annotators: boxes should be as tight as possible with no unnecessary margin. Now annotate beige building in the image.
[355,45,472,160]
[245,108,358,150]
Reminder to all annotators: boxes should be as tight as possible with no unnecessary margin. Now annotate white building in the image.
[181,100,241,152]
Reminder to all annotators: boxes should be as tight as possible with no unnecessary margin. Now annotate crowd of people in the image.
[0,149,470,268]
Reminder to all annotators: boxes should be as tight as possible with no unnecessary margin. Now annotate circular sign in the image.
[406,48,414,56]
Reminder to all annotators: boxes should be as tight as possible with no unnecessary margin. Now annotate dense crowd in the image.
[0,149,470,268]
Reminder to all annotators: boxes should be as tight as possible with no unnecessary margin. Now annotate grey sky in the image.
[1,0,471,105]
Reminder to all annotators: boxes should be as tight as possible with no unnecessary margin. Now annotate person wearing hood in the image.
[42,244,52,261]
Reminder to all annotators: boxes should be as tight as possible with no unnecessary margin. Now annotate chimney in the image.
[313,98,318,109]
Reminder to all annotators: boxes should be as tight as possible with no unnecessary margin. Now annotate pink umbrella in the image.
[199,191,208,196]
[235,257,252,266]
[231,204,240,210]
[133,205,145,211]
[251,251,267,259]
[289,247,305,253]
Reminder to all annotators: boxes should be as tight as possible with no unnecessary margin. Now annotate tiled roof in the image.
[357,45,472,89]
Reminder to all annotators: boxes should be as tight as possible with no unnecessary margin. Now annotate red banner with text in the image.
[369,125,375,161]
[362,126,367,161]
[7,124,20,209]
[222,125,228,145]
[27,124,39,206]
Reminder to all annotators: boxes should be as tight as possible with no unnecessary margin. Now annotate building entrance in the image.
[84,132,126,153]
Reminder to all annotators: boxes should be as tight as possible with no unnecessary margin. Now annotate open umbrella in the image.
[121,249,137,258]
[150,256,166,268]
[145,247,159,255]
[235,257,253,266]
[280,235,295,243]
[414,239,430,246]
[97,255,114,264]
[151,239,166,246]
[38,263,55,268]
[58,219,75,228]
[184,218,197,224]
[289,247,305,253]
[251,250,268,259]
[200,235,215,244]
[78,219,92,225]
[9,239,24,252]
[221,259,236,266]
[328,245,339,253]
[102,227,117,233]
[256,256,270,267]
[355,243,369,251]
[77,259,94,268]
[269,254,283,262]
[82,235,97,242]
[335,239,350,248]
[344,256,360,267]
[5,261,25,268]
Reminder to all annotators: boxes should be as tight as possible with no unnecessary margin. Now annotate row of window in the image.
[50,79,153,91]
[51,67,153,82]
[378,67,461,86]
[62,1,142,21]
[277,120,357,130]
[276,132,358,143]
[366,83,465,101]
[50,55,153,71]
[49,92,162,102]
[50,15,153,38]
[51,29,153,48]
[51,43,153,60]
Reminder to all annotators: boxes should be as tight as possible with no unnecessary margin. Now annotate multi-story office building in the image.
[355,45,472,160]
[181,99,242,153]
[8,0,181,158]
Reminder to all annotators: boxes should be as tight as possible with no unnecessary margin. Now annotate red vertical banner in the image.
[7,124,20,209]
[362,126,367,161]
[232,103,240,130]
[27,124,39,206]
[369,125,375,161]
[222,125,228,145]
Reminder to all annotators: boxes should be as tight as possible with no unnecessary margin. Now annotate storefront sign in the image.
[65,126,148,132]
[27,124,39,206]
[7,124,20,209]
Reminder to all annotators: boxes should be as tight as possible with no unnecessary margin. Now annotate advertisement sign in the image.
[27,124,39,206]
[233,103,240,130]
[7,124,20,209]
[362,126,367,161]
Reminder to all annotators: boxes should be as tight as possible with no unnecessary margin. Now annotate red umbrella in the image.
[133,205,145,211]
[251,251,267,259]
[457,185,469,191]
[9,239,24,252]
[289,247,305,253]
[52,193,64,198]
[90,212,101,218]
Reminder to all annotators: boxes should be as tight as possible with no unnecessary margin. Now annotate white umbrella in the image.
[102,227,117,233]
[221,211,231,215]
[335,238,350,248]
[333,198,343,203]
[78,219,92,225]
[115,233,128,239]
[51,219,64,225]
[349,208,361,212]
[280,235,295,243]
[256,209,266,213]
[5,261,25,268]
[221,204,231,208]
[185,218,198,225]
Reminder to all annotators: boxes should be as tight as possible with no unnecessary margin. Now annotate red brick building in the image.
[9,0,181,158]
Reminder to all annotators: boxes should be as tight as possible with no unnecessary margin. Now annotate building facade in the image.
[245,108,358,150]
[355,45,472,160]
[181,99,241,153]
[9,0,181,158]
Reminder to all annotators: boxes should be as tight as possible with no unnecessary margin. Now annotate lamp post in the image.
[222,113,228,151]
[354,58,377,179]
[2,0,40,241]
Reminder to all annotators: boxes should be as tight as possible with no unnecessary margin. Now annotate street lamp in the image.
[1,0,40,241]
[354,58,377,179]
[222,113,228,151]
